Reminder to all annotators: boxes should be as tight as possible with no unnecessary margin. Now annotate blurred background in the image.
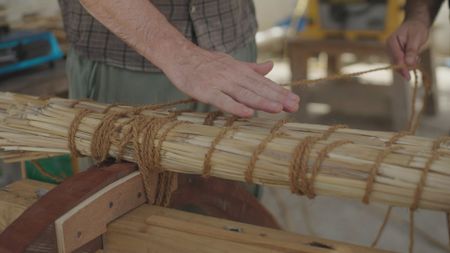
[0,1,449,252]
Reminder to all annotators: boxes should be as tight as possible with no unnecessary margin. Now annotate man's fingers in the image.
[247,61,274,76]
[387,35,410,80]
[225,86,284,113]
[405,33,422,67]
[210,91,254,117]
[241,74,299,112]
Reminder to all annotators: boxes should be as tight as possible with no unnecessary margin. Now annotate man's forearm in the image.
[405,0,444,26]
[79,0,195,72]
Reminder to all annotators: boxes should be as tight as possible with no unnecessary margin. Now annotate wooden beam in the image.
[104,205,394,253]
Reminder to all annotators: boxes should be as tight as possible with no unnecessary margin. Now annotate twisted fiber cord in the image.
[130,116,166,203]
[307,140,353,198]
[320,124,348,140]
[132,116,176,205]
[362,146,401,204]
[102,103,119,114]
[289,137,312,194]
[114,118,136,161]
[370,131,413,247]
[408,67,432,134]
[68,109,91,158]
[287,64,405,87]
[87,98,195,205]
[64,97,193,206]
[168,109,192,118]
[203,111,223,126]
[203,126,237,178]
[92,98,195,162]
[129,113,185,206]
[149,118,186,206]
[371,206,393,247]
[91,111,128,162]
[363,131,408,205]
[371,66,431,248]
[155,171,178,206]
[292,136,320,195]
[203,115,239,178]
[288,125,348,197]
[156,120,186,167]
[225,115,239,127]
[150,117,175,172]
[287,63,432,252]
[407,70,419,132]
[245,119,288,183]
[410,138,444,211]
[131,98,195,115]
[407,137,444,253]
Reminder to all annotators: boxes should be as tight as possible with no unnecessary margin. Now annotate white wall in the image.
[253,0,298,30]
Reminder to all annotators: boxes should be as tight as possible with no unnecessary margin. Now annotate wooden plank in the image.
[55,171,145,253]
[0,162,137,253]
[0,179,54,232]
[104,205,393,253]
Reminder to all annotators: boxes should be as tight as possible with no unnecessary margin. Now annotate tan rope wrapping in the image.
[245,119,287,183]
[202,115,239,178]
[68,109,90,158]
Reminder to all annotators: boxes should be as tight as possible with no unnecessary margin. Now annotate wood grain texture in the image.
[104,205,393,253]
[55,171,145,253]
[0,162,137,253]
[0,179,54,232]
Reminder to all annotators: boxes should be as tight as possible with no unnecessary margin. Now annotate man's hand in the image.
[386,20,429,80]
[164,46,299,117]
[79,0,300,117]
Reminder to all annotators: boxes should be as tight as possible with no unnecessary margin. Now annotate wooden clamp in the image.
[0,162,144,253]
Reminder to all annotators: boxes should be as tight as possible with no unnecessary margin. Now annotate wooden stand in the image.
[288,39,438,130]
[104,205,391,253]
[0,162,394,253]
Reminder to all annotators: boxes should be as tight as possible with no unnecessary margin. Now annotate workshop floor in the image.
[261,61,450,253]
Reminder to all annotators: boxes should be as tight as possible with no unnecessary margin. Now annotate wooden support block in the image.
[55,171,145,253]
[104,205,393,253]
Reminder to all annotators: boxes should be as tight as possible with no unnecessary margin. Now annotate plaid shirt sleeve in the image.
[58,0,258,73]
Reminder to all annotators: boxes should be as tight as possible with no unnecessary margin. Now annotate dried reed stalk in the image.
[0,92,449,212]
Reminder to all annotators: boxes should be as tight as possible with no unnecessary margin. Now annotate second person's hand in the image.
[386,19,429,80]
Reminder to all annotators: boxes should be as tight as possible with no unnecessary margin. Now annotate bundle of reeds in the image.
[0,92,448,212]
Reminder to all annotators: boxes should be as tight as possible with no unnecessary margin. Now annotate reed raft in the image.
[0,92,449,212]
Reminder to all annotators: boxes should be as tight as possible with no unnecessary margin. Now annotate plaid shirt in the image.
[59,0,258,72]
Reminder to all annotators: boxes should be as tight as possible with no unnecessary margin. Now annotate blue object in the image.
[0,30,64,75]
[277,17,307,32]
